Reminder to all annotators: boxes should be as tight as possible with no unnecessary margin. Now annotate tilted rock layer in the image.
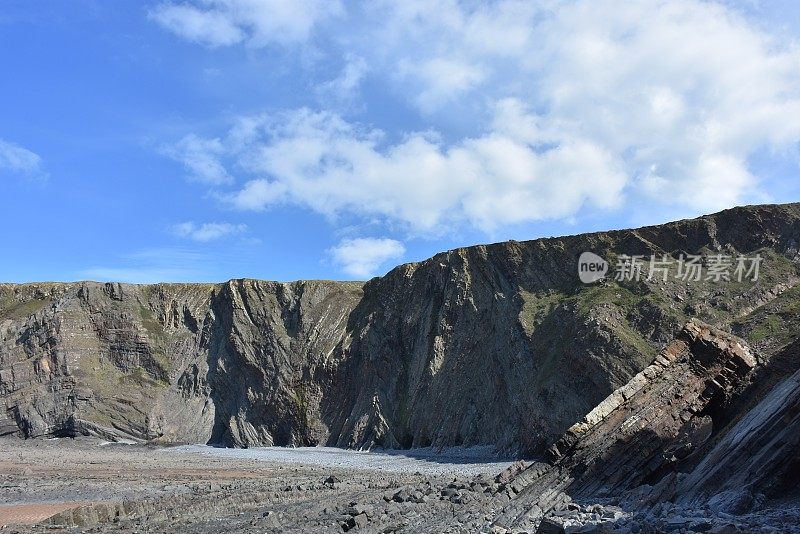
[492,320,760,529]
[2,202,800,456]
[490,319,800,532]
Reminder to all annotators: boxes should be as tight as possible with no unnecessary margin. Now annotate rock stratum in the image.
[3,202,800,531]
[2,203,800,459]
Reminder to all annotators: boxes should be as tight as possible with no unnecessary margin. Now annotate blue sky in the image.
[1,0,800,283]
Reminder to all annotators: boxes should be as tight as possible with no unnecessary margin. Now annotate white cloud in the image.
[202,106,626,233]
[149,0,342,47]
[398,57,485,113]
[316,54,368,104]
[171,221,248,241]
[328,237,405,278]
[0,139,45,179]
[355,0,800,211]
[228,178,287,210]
[157,0,800,234]
[363,0,538,111]
[162,134,233,185]
[148,3,244,47]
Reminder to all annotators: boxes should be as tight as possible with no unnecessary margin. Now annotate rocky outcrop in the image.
[492,320,759,530]
[1,202,800,457]
[489,323,800,533]
[0,280,364,446]
[673,338,800,512]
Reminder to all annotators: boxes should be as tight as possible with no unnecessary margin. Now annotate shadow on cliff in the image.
[314,242,628,457]
[204,285,239,447]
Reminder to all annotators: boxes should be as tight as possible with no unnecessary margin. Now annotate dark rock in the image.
[494,321,763,529]
[537,517,566,534]
[392,488,411,503]
[707,524,738,534]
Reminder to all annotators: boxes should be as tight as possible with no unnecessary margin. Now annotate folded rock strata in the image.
[674,339,800,512]
[491,320,758,530]
[1,202,799,458]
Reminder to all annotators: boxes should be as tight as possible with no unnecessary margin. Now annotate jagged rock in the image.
[674,346,800,511]
[495,320,759,530]
[537,516,567,533]
[1,202,800,457]
[391,487,412,503]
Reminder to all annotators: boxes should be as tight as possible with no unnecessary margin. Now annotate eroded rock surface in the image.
[492,321,757,529]
[2,203,800,531]
[1,202,800,457]
[493,322,800,533]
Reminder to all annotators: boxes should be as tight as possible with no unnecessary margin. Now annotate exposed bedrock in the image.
[1,202,800,458]
[493,323,800,531]
[492,320,757,528]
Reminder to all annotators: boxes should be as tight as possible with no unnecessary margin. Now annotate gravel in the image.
[166,444,515,477]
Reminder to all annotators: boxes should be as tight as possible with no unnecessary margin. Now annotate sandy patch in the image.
[0,502,85,525]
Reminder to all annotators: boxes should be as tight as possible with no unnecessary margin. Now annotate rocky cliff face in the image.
[492,320,760,529]
[0,280,364,447]
[2,203,800,457]
[489,321,800,532]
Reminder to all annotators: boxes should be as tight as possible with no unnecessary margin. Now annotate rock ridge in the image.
[492,320,761,530]
[1,202,800,457]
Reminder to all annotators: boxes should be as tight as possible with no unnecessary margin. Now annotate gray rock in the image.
[5,203,800,456]
[537,517,566,534]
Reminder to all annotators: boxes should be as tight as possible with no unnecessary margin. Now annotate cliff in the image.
[491,320,800,531]
[2,202,800,457]
[492,320,759,530]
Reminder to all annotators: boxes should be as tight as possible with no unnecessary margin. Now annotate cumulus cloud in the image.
[216,107,625,233]
[522,0,800,211]
[156,0,800,234]
[364,0,537,111]
[364,0,800,208]
[171,221,247,241]
[327,237,405,278]
[0,139,46,179]
[398,57,485,113]
[149,0,342,47]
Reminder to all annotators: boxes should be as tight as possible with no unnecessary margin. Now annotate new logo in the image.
[578,252,608,284]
